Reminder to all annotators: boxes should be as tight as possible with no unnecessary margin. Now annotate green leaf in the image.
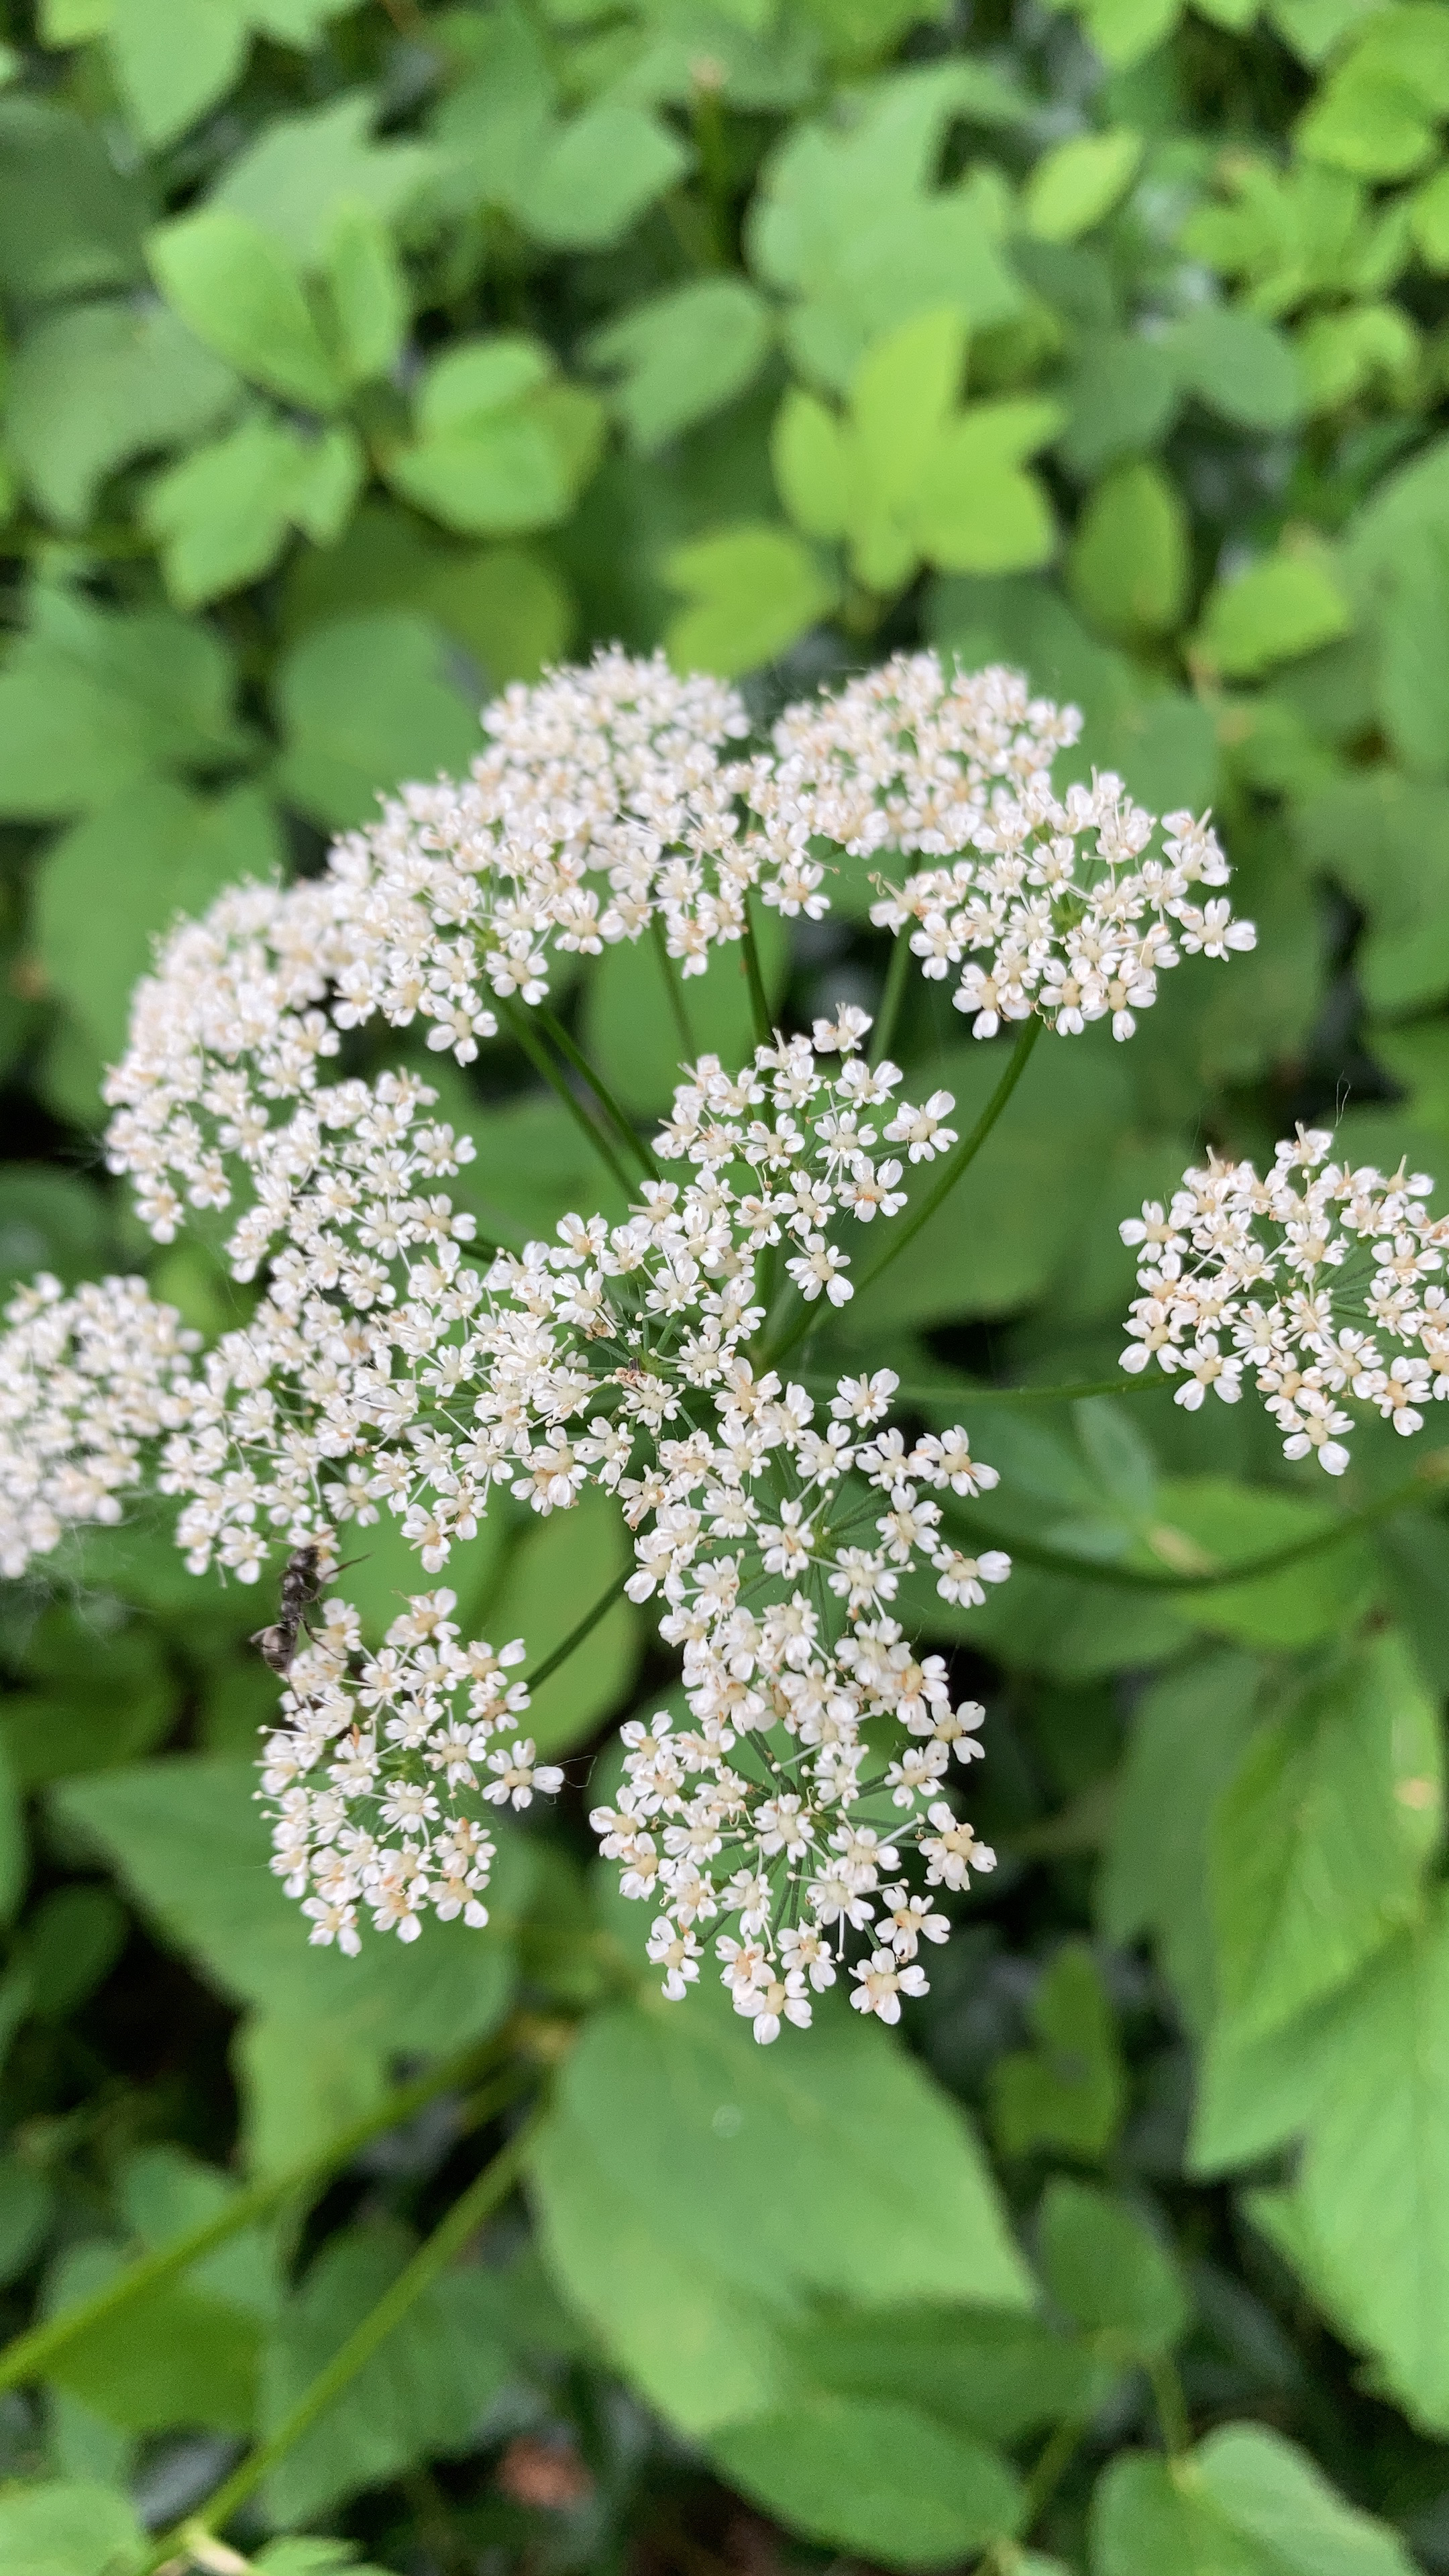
[991,1944,1127,2161]
[0,99,146,301]
[0,588,246,822]
[42,2245,264,2435]
[0,2481,144,2576]
[1059,331,1181,480]
[486,1490,640,1757]
[283,503,572,689]
[0,1607,179,1790]
[146,415,364,606]
[317,199,407,388]
[664,524,839,676]
[1211,1632,1442,2044]
[148,209,345,413]
[1298,6,1449,178]
[0,2155,53,2286]
[1091,2424,1417,2574]
[1069,461,1191,639]
[1296,767,1449,1013]
[784,2300,1104,2445]
[1098,1648,1264,2037]
[34,780,284,1063]
[590,278,774,453]
[0,1732,25,1928]
[531,1987,1034,2443]
[912,396,1062,573]
[1144,1477,1379,1649]
[385,337,603,537]
[448,1089,630,1243]
[7,299,239,531]
[271,612,482,829]
[1038,2180,1191,2361]
[1195,540,1354,680]
[748,64,1025,388]
[1024,128,1144,241]
[260,2219,513,2522]
[1067,0,1181,68]
[1169,305,1306,431]
[20,1887,126,2021]
[710,2395,1024,2567]
[580,900,787,1115]
[771,384,850,539]
[208,88,436,266]
[106,0,248,149]
[513,101,691,250]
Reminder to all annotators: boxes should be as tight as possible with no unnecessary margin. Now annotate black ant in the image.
[251,1542,364,1676]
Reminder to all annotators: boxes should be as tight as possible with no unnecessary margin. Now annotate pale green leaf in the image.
[0,99,146,302]
[1091,2428,1415,2574]
[319,199,407,388]
[590,277,773,451]
[0,2481,144,2576]
[1024,128,1144,241]
[148,208,345,413]
[664,523,839,676]
[1069,461,1191,640]
[1038,2180,1190,2360]
[912,398,1061,572]
[1169,305,1306,431]
[711,2396,1024,2567]
[1195,542,1354,680]
[107,0,248,150]
[282,503,573,690]
[771,384,850,540]
[209,89,436,266]
[7,299,239,531]
[271,612,482,828]
[0,588,246,821]
[486,1490,640,1757]
[512,101,690,250]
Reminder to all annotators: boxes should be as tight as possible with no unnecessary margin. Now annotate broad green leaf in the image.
[531,1986,1033,2440]
[1,1607,178,1790]
[513,101,690,250]
[1169,305,1306,431]
[581,900,788,1114]
[1059,331,1181,480]
[284,504,572,689]
[209,89,436,265]
[448,1089,630,1243]
[1091,2428,1415,2573]
[1295,767,1449,1012]
[42,2239,263,2434]
[913,397,1061,572]
[590,279,773,452]
[664,524,839,676]
[35,780,284,1063]
[0,2481,144,2576]
[1210,1632,1442,2043]
[271,612,482,828]
[0,99,146,301]
[0,2156,53,2285]
[385,337,603,537]
[1194,542,1354,680]
[107,0,248,148]
[318,200,407,388]
[486,1490,641,1757]
[7,299,238,531]
[0,588,246,821]
[784,2300,1103,2445]
[1097,1648,1265,2036]
[232,2010,389,2178]
[1067,0,1181,67]
[710,2396,1024,2567]
[21,1887,126,2021]
[991,1944,1126,2161]
[1298,302,1420,413]
[260,2220,513,2522]
[1069,461,1191,639]
[1143,1477,1379,1649]
[748,64,1024,387]
[52,1757,525,2065]
[771,384,850,539]
[148,209,345,413]
[1298,7,1449,178]
[1024,128,1144,241]
[1038,2180,1191,2360]
[146,415,364,606]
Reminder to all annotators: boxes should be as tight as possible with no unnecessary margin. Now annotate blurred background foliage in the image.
[6,0,1449,2570]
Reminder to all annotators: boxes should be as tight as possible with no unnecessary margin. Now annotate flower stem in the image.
[802,1373,1169,1407]
[523,1562,633,1693]
[741,897,773,1049]
[500,998,636,1199]
[1148,2353,1192,2457]
[533,1000,661,1181]
[967,1446,1449,1591]
[869,930,913,1068]
[652,912,697,1061]
[855,1017,1044,1305]
[0,2029,522,2395]
[142,2110,540,2569]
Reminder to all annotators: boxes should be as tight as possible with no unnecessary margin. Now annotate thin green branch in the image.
[0,2030,522,2395]
[869,930,913,1068]
[533,1000,660,1181]
[969,1447,1449,1593]
[1148,2353,1192,2458]
[523,1562,633,1693]
[741,898,774,1049]
[500,997,636,1198]
[802,1373,1169,1407]
[145,2111,541,2570]
[652,912,697,1061]
[855,1016,1044,1303]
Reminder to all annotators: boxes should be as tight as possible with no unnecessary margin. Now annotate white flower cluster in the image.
[259,1582,554,1955]
[775,652,1256,1040]
[1120,1128,1449,1473]
[0,1274,199,1579]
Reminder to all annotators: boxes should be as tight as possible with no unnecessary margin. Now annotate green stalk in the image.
[533,1000,660,1182]
[869,930,914,1068]
[854,1016,1043,1303]
[652,912,697,1061]
[741,898,774,1049]
[500,998,635,1198]
[144,2112,540,2571]
[523,1563,633,1693]
[802,1373,1169,1407]
[0,2030,522,2395]
[763,1019,1044,1373]
[967,1447,1449,1593]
